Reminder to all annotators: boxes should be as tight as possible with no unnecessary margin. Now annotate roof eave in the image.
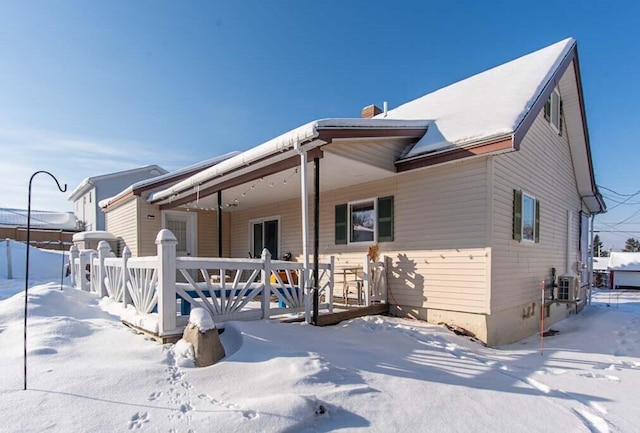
[148,120,429,207]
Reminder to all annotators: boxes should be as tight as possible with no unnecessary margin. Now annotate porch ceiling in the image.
[167,148,401,212]
[161,133,418,212]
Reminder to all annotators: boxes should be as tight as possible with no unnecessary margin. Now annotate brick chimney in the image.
[361,104,382,119]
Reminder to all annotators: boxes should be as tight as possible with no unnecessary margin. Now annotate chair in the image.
[340,266,364,305]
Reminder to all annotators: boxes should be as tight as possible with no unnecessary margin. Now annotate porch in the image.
[69,229,388,340]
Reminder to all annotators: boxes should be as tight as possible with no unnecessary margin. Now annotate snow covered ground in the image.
[0,244,639,432]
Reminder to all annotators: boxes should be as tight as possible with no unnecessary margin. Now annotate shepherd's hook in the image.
[24,171,67,391]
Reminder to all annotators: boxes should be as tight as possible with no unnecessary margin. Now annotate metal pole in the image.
[313,157,320,325]
[298,149,310,323]
[217,191,223,258]
[24,171,67,391]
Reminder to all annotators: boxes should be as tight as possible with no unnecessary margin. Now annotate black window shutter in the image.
[335,204,347,245]
[513,189,522,241]
[558,99,564,135]
[535,199,541,243]
[377,196,394,242]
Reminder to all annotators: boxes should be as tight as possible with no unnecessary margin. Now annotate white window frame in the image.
[249,215,281,259]
[521,192,536,243]
[549,88,561,133]
[348,198,377,244]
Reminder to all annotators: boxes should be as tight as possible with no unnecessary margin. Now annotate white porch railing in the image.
[363,257,388,305]
[69,229,336,337]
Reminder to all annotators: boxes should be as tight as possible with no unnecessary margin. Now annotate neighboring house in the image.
[100,153,240,257]
[608,252,640,289]
[0,207,80,249]
[103,38,605,345]
[592,256,610,288]
[68,165,168,231]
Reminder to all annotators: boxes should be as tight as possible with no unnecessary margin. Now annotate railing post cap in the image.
[122,246,131,257]
[97,240,111,251]
[156,229,178,244]
[261,248,271,259]
[70,244,79,252]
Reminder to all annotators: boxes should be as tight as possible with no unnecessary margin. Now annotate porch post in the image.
[97,241,111,298]
[588,214,594,305]
[79,250,89,291]
[313,156,320,325]
[6,239,12,280]
[122,246,132,306]
[69,245,78,288]
[156,229,177,336]
[298,148,311,323]
[217,191,223,258]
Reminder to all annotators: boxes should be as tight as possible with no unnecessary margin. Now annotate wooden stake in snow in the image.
[540,280,545,356]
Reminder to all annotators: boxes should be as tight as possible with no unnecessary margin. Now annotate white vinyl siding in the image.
[137,200,162,256]
[321,157,490,314]
[104,198,138,256]
[491,105,581,313]
[227,157,490,314]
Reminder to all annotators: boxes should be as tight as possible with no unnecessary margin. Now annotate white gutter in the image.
[101,152,240,209]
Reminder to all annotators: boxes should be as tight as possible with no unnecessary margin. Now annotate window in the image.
[544,88,563,134]
[350,200,375,243]
[251,218,279,259]
[335,196,394,244]
[513,190,540,243]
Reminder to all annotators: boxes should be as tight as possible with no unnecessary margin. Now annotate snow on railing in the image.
[69,229,335,337]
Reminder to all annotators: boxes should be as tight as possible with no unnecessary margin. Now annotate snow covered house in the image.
[99,153,240,257]
[68,165,168,232]
[608,252,640,289]
[0,207,80,249]
[102,38,605,345]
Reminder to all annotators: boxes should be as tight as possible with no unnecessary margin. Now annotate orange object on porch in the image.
[270,271,298,285]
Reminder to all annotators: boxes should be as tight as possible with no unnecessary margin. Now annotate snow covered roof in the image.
[72,230,117,242]
[100,152,241,209]
[148,38,603,214]
[592,256,610,272]
[608,252,640,271]
[148,118,429,204]
[387,38,575,159]
[0,208,79,230]
[68,165,168,201]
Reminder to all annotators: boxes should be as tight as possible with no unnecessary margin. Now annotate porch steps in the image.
[123,303,389,344]
[121,320,183,344]
[317,303,389,326]
[279,303,389,326]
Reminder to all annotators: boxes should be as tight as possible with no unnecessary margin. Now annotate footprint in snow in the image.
[579,372,620,382]
[147,391,162,401]
[128,412,149,430]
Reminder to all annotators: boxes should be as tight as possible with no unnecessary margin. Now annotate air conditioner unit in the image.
[556,275,578,301]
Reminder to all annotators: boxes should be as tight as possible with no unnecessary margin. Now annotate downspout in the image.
[296,142,311,323]
[588,214,595,305]
[313,157,320,325]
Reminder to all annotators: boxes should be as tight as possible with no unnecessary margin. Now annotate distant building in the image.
[608,252,640,289]
[0,207,80,249]
[68,165,167,231]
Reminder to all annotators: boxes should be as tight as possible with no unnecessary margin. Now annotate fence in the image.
[70,229,336,337]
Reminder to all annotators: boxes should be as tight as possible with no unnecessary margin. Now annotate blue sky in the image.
[1,0,638,250]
